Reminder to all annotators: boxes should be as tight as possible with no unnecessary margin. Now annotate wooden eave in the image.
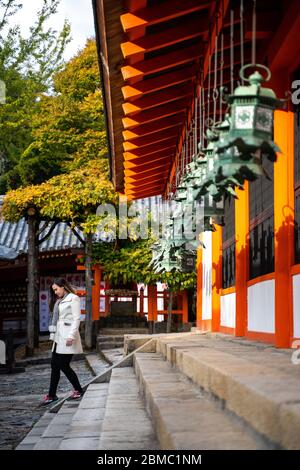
[93,0,290,200]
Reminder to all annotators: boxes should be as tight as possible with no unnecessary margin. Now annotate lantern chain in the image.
[240,0,244,84]
[201,70,205,148]
[213,1,220,125]
[194,93,198,157]
[213,34,218,125]
[199,84,202,151]
[207,55,212,124]
[219,32,224,121]
[252,0,257,65]
[230,5,234,94]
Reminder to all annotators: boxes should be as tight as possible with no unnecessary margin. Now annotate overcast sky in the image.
[7,0,95,60]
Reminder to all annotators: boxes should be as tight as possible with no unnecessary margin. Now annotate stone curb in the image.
[156,335,300,450]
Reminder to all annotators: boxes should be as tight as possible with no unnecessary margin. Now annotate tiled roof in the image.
[0,196,83,255]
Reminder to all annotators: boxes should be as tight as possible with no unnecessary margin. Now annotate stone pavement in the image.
[0,356,105,449]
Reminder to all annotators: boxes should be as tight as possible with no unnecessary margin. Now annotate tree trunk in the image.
[166,290,173,333]
[34,233,40,348]
[26,215,39,356]
[84,232,93,349]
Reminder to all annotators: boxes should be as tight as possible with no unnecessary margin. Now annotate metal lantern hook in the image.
[239,63,271,84]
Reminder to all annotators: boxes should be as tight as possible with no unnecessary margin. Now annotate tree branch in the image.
[36,220,50,237]
[66,222,86,246]
[37,221,57,245]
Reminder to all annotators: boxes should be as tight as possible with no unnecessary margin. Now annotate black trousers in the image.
[49,343,83,397]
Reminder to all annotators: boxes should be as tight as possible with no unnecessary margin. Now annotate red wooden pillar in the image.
[92,265,101,321]
[235,182,249,337]
[182,290,188,323]
[148,284,157,321]
[140,286,144,316]
[105,280,110,317]
[212,225,222,332]
[274,110,294,347]
[196,245,203,329]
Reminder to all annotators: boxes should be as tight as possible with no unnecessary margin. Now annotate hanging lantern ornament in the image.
[214,113,265,191]
[198,133,220,199]
[218,64,282,161]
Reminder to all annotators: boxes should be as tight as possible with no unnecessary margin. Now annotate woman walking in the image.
[41,278,84,406]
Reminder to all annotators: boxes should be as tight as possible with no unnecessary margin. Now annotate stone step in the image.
[99,328,149,336]
[16,412,55,450]
[100,348,124,365]
[134,352,270,450]
[85,353,111,375]
[59,383,110,450]
[32,401,81,450]
[155,334,300,450]
[98,342,125,351]
[98,335,125,343]
[98,367,159,450]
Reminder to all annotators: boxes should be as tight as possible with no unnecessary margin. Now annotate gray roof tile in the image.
[0,196,83,254]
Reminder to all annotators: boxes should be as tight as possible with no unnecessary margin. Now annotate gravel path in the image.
[0,359,94,450]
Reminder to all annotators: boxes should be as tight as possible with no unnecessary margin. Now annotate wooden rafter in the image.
[125,169,169,184]
[122,114,184,140]
[120,0,211,34]
[122,98,189,129]
[127,189,162,200]
[123,137,177,160]
[124,160,172,177]
[124,153,173,170]
[122,83,193,116]
[121,42,202,82]
[126,181,164,192]
[122,64,197,101]
[123,128,179,151]
[125,177,167,190]
[121,15,209,62]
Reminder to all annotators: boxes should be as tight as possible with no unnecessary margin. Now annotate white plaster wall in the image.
[220,293,236,328]
[292,274,300,338]
[202,231,212,320]
[247,280,275,333]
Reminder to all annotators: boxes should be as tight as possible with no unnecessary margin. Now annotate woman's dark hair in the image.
[49,278,76,311]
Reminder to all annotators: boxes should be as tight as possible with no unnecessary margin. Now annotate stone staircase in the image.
[16,332,300,450]
[134,352,266,449]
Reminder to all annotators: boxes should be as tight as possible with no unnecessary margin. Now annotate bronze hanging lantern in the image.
[219,64,282,161]
[214,114,265,189]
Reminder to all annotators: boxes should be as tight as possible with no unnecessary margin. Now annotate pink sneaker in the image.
[67,390,84,401]
[40,394,58,406]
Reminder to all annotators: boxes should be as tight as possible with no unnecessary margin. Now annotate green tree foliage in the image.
[2,157,116,224]
[91,238,196,291]
[7,39,106,188]
[1,38,115,226]
[0,0,71,192]
[1,32,195,298]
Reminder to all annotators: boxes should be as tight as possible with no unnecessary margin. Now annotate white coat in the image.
[49,292,83,354]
